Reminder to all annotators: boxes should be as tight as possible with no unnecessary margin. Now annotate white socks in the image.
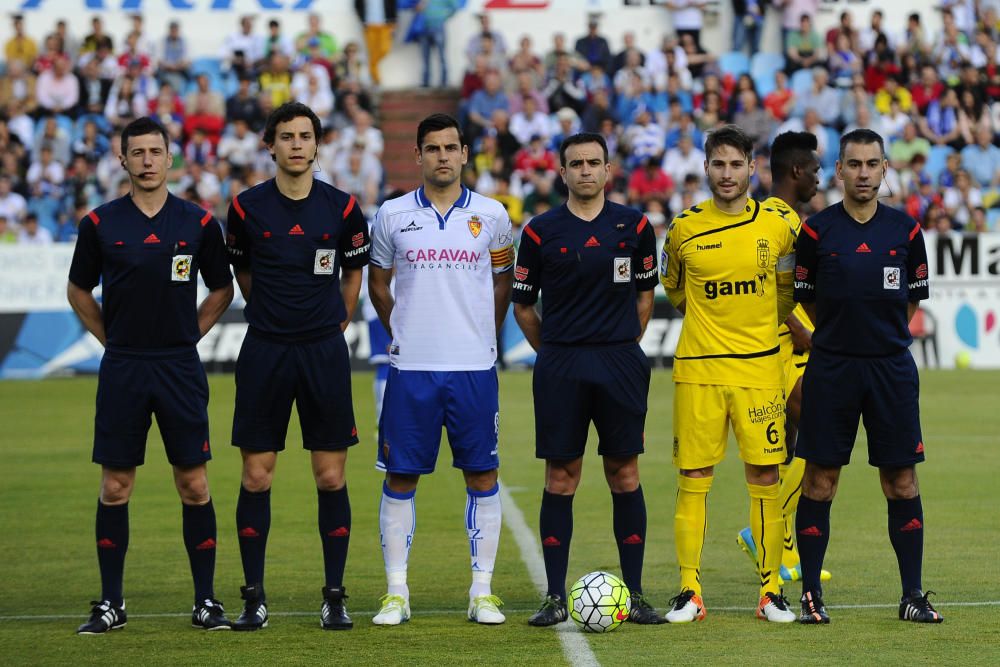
[466,484,501,599]
[379,482,415,600]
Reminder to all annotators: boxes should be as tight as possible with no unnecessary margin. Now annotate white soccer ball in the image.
[568,571,631,633]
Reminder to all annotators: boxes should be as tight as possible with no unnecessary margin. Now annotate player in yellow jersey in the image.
[660,125,798,623]
[735,132,833,585]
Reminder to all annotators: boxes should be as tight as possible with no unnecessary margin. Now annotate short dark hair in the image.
[263,102,322,146]
[839,128,885,161]
[120,116,169,153]
[770,131,819,180]
[704,124,754,162]
[558,132,608,166]
[416,113,464,149]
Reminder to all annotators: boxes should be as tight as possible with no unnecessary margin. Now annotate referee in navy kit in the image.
[68,117,235,634]
[792,129,943,625]
[512,133,665,627]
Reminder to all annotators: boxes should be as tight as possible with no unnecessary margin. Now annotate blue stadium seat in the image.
[719,51,751,78]
[988,208,1000,231]
[790,68,814,98]
[750,53,785,97]
[822,127,839,172]
[191,56,223,78]
[925,145,953,182]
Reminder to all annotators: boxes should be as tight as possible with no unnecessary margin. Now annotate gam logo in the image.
[704,274,767,300]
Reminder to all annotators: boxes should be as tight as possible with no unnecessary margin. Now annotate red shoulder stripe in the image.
[522,224,541,245]
[87,211,100,226]
[342,195,357,219]
[909,222,921,241]
[637,215,649,234]
[200,211,212,227]
[232,194,246,220]
[801,222,818,240]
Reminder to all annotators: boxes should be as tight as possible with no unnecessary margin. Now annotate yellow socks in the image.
[779,457,806,570]
[748,481,783,597]
[674,474,713,596]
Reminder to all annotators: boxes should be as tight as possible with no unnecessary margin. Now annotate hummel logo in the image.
[401,221,423,233]
[542,536,561,547]
[328,526,350,537]
[289,224,304,235]
[799,526,823,537]
[195,538,217,550]
[144,233,160,244]
[239,527,260,538]
[856,242,871,253]
[584,236,600,247]
[900,518,923,532]
[623,534,643,545]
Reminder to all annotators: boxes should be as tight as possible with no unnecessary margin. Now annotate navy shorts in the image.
[532,343,650,460]
[94,347,210,468]
[377,367,499,474]
[798,348,925,468]
[232,330,359,451]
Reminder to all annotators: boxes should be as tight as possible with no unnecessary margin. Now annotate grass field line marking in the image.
[4,600,998,622]
[499,481,600,667]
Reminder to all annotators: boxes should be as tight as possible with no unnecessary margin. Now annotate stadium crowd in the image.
[2,1,1000,247]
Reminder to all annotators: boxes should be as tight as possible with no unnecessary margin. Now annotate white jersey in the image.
[370,186,514,371]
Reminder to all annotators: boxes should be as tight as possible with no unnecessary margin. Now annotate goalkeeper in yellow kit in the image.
[660,125,798,623]
[735,132,832,586]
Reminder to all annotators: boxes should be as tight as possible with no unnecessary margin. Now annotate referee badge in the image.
[314,249,335,275]
[468,215,482,238]
[756,239,770,268]
[614,257,631,283]
[884,266,901,289]
[171,255,193,281]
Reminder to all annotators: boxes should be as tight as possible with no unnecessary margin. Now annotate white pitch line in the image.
[3,600,997,623]
[499,482,600,667]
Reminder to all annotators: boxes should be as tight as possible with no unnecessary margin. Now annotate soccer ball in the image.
[568,571,631,633]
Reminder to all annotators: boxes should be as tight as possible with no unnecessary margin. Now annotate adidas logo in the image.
[289,224,304,235]
[584,236,600,247]
[856,242,871,253]
[915,441,924,454]
[239,527,260,538]
[202,440,210,453]
[799,526,823,537]
[542,536,561,547]
[97,538,117,549]
[195,538,217,550]
[622,534,643,545]
[328,526,350,538]
[351,426,358,437]
[144,233,160,244]
[900,518,923,532]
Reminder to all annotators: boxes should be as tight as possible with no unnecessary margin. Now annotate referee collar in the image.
[415,185,472,229]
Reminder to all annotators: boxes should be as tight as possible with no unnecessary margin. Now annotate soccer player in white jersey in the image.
[368,113,515,626]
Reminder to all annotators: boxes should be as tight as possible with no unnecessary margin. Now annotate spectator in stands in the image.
[919,88,965,149]
[297,11,338,60]
[839,74,874,128]
[259,52,293,108]
[544,54,588,116]
[0,215,16,244]
[889,122,932,170]
[120,57,160,103]
[828,32,861,89]
[0,176,27,225]
[911,65,945,115]
[158,21,190,95]
[574,15,612,71]
[623,106,665,169]
[858,9,891,53]
[17,212,53,246]
[333,139,382,217]
[117,31,153,76]
[0,59,38,115]
[938,150,962,188]
[184,74,226,144]
[354,2,395,86]
[508,35,544,82]
[509,95,550,146]
[731,0,764,56]
[874,74,913,116]
[177,161,221,209]
[49,19,79,62]
[578,61,613,101]
[36,54,79,117]
[785,14,823,74]
[5,13,38,66]
[961,125,1000,188]
[36,116,71,165]
[466,12,508,66]
[934,11,972,82]
[522,174,562,220]
[221,15,265,73]
[149,82,185,130]
[957,89,992,141]
[81,16,113,56]
[581,87,614,133]
[512,134,558,182]
[466,32,507,76]
[295,69,334,120]
[795,68,839,127]
[732,89,774,151]
[944,168,983,228]
[335,41,372,91]
[678,33,713,80]
[778,0,821,49]
[968,206,990,233]
[263,19,295,61]
[184,127,215,166]
[78,41,119,83]
[508,71,549,115]
[461,54,490,100]
[844,103,888,139]
[549,107,580,152]
[490,171,524,226]
[104,76,148,128]
[665,0,708,47]
[72,119,109,164]
[613,48,652,97]
[226,74,263,129]
[417,0,460,88]
[763,70,795,122]
[340,109,384,159]
[662,132,705,187]
[467,69,510,139]
[543,32,586,75]
[669,172,710,216]
[627,155,674,209]
[825,11,857,53]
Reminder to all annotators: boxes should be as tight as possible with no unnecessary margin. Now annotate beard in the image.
[709,174,749,203]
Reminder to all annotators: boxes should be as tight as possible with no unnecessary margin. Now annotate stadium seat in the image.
[988,208,1000,231]
[790,68,814,98]
[822,127,839,172]
[924,145,953,182]
[750,53,784,97]
[191,56,224,78]
[719,51,751,78]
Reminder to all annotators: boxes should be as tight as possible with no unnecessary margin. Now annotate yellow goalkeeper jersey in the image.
[763,196,815,335]
[661,197,798,389]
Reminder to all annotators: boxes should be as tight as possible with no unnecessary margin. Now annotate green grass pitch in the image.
[1,369,999,665]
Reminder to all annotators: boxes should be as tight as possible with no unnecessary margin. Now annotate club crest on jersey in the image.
[614,257,631,283]
[756,238,770,268]
[314,249,335,275]
[468,215,482,238]
[171,255,193,281]
[884,266,901,289]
